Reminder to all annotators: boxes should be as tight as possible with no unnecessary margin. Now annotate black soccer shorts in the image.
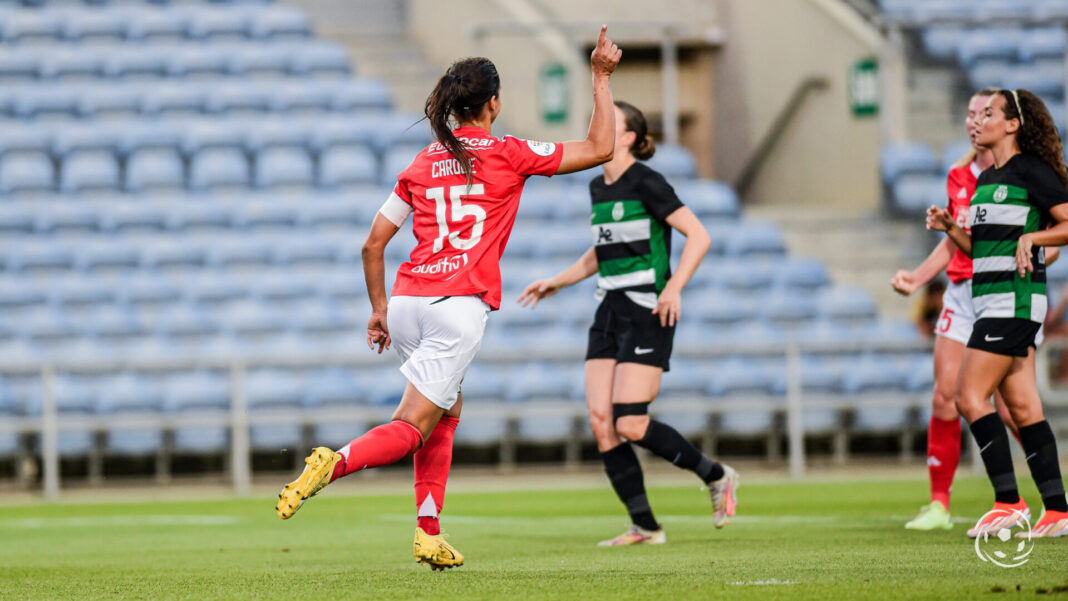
[585,291,674,371]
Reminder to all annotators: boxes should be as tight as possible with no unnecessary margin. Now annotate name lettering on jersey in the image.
[596,226,614,244]
[410,252,469,275]
[431,158,476,179]
[427,137,496,154]
[974,206,987,224]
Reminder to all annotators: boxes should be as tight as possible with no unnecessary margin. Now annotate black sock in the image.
[601,443,659,531]
[969,413,1020,504]
[1019,420,1068,513]
[635,420,724,484]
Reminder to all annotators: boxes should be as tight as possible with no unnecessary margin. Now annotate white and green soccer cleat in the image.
[905,502,953,531]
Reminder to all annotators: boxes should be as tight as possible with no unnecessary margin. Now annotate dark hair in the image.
[423,57,500,185]
[614,100,656,160]
[998,88,1068,190]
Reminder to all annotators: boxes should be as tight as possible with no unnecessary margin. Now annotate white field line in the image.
[0,515,240,529]
[728,579,797,586]
[381,513,879,526]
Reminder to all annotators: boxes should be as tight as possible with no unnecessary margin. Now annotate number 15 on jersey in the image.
[427,185,486,253]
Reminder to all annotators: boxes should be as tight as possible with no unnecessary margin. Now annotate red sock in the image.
[414,416,458,536]
[927,416,961,510]
[331,420,424,481]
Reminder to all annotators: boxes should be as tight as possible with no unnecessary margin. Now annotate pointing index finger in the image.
[598,24,607,45]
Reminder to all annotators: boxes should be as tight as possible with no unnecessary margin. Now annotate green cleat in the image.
[905,502,953,531]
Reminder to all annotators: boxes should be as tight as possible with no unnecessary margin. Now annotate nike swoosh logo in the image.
[979,441,993,454]
[984,335,1004,342]
[1026,452,1037,461]
[634,347,654,355]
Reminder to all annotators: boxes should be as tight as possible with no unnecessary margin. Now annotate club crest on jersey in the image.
[611,202,625,221]
[411,252,469,275]
[526,139,557,157]
[993,185,1008,203]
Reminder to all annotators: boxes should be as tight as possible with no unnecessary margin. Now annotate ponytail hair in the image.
[1001,88,1068,191]
[614,100,656,161]
[423,57,500,185]
[953,87,1001,168]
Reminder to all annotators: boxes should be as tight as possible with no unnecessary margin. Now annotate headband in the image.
[1011,89,1025,125]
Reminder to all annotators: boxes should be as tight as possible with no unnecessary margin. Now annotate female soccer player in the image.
[891,88,1026,531]
[518,101,736,547]
[275,26,623,569]
[927,89,1068,538]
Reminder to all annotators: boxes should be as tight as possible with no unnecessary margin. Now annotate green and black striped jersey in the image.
[589,162,684,309]
[969,153,1068,323]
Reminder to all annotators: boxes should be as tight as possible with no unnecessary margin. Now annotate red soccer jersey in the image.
[388,126,563,309]
[944,161,981,284]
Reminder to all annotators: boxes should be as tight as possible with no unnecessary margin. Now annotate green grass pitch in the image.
[2,474,1066,600]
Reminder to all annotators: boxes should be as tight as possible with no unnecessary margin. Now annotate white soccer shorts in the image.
[936,279,1044,346]
[387,294,490,411]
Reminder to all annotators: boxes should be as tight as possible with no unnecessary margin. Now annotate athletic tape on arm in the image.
[379,192,413,226]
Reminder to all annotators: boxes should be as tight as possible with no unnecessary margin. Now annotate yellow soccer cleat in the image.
[904,502,953,531]
[275,446,341,520]
[413,527,464,571]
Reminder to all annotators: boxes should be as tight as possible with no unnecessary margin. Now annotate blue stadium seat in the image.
[39,49,105,80]
[319,146,378,188]
[290,40,351,78]
[154,303,216,339]
[841,354,906,394]
[968,60,1011,91]
[818,286,877,322]
[0,202,36,233]
[725,222,786,256]
[118,272,183,307]
[0,152,54,194]
[185,8,251,41]
[250,6,312,40]
[880,141,939,182]
[0,49,38,81]
[184,272,247,304]
[140,238,207,269]
[271,236,338,266]
[270,83,334,114]
[711,357,785,397]
[166,47,230,79]
[126,149,185,192]
[60,151,121,193]
[35,203,99,233]
[53,124,120,157]
[0,122,53,155]
[119,121,183,156]
[141,84,207,116]
[166,201,233,231]
[779,257,830,290]
[75,238,141,271]
[328,79,393,113]
[164,371,229,454]
[17,307,77,341]
[891,173,946,213]
[905,354,935,393]
[1004,64,1064,99]
[672,179,739,218]
[254,147,315,188]
[645,143,698,179]
[231,198,298,229]
[303,367,361,407]
[941,139,973,174]
[205,236,274,267]
[227,45,290,78]
[956,28,1019,66]
[0,278,45,309]
[101,202,169,232]
[205,82,271,115]
[716,259,774,292]
[79,87,143,118]
[126,9,188,43]
[50,275,113,308]
[765,291,818,325]
[215,299,288,336]
[377,113,433,151]
[863,318,922,343]
[379,144,424,186]
[247,369,304,410]
[3,11,62,45]
[13,87,79,119]
[7,239,75,273]
[245,120,309,152]
[688,288,757,324]
[190,148,250,190]
[309,116,375,153]
[84,305,146,339]
[182,120,246,154]
[921,26,965,61]
[61,10,126,44]
[1019,27,1066,63]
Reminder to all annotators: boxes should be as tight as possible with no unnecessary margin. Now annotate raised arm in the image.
[926,205,972,257]
[362,213,401,353]
[556,25,621,175]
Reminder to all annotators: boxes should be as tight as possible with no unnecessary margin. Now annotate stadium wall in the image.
[713,0,883,208]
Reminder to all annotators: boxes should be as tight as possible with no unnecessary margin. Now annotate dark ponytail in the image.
[424,57,500,185]
[614,100,656,160]
[1000,88,1068,191]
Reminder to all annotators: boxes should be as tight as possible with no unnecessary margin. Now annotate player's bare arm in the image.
[926,205,972,256]
[362,214,401,353]
[891,238,954,296]
[518,247,598,308]
[1015,204,1068,275]
[653,206,710,327]
[557,25,621,175]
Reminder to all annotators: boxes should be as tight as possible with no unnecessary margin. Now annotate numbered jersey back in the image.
[389,126,563,310]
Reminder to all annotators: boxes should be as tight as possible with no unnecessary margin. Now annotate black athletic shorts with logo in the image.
[967,317,1041,357]
[586,291,674,371]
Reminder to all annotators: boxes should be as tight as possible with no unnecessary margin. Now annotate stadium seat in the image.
[13,86,79,120]
[303,367,361,407]
[118,272,183,307]
[250,6,312,40]
[75,238,141,272]
[17,307,77,341]
[190,148,250,190]
[818,286,878,322]
[205,237,274,267]
[84,305,146,339]
[245,120,309,152]
[290,40,352,78]
[126,9,189,43]
[185,8,252,41]
[166,201,233,232]
[921,26,965,61]
[3,11,62,45]
[141,84,207,116]
[60,151,121,193]
[880,141,939,182]
[35,203,99,233]
[725,222,786,256]
[890,173,945,213]
[39,49,105,80]
[1019,27,1066,63]
[205,83,271,115]
[269,83,334,114]
[232,198,299,229]
[0,49,39,81]
[645,143,699,179]
[319,146,378,188]
[328,79,393,112]
[227,45,291,78]
[166,47,230,79]
[62,11,127,44]
[0,152,54,194]
[126,149,186,192]
[956,28,1020,66]
[164,371,230,454]
[153,304,216,339]
[672,179,739,218]
[53,124,119,157]
[79,87,143,118]
[215,299,288,336]
[377,113,433,151]
[184,272,247,305]
[119,121,183,156]
[140,238,208,269]
[50,275,113,308]
[779,257,830,290]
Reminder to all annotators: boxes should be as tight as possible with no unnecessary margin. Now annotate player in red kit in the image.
[891,88,1057,531]
[275,26,622,569]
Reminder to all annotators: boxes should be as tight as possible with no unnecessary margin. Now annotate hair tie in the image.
[1011,89,1025,125]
